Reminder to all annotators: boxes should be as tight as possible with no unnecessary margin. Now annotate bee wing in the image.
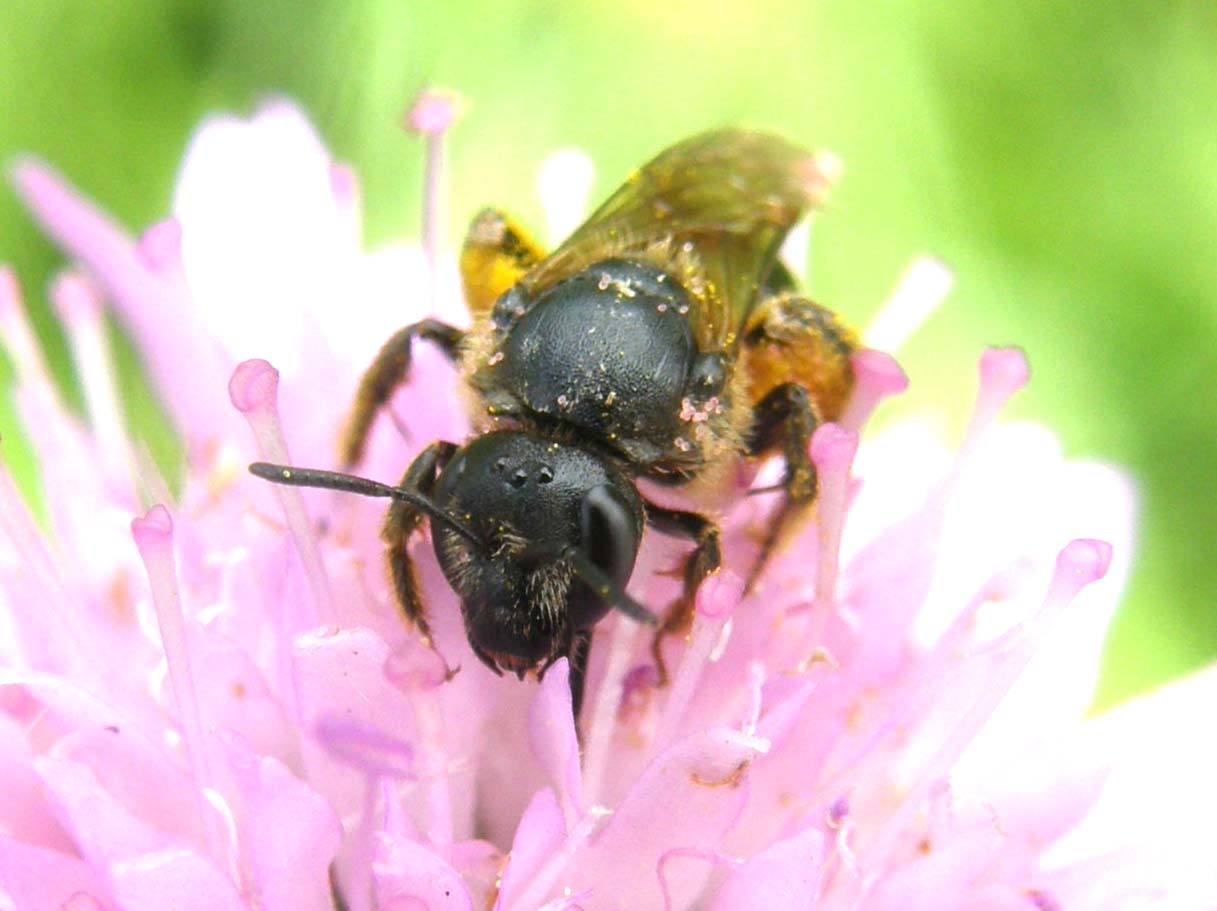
[524,129,833,350]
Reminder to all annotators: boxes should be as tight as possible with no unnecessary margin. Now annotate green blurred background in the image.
[1,1,1213,707]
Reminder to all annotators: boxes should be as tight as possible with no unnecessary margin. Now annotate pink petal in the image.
[497,789,566,909]
[109,849,246,911]
[0,837,114,911]
[34,756,168,866]
[373,832,474,911]
[565,727,769,909]
[1045,663,1217,908]
[9,159,232,453]
[187,624,295,762]
[227,747,343,911]
[707,827,824,911]
[171,100,356,377]
[529,659,584,826]
[0,716,74,852]
[293,627,419,816]
[859,811,1005,911]
[53,724,207,851]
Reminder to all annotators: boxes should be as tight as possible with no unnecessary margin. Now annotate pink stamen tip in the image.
[384,645,450,692]
[228,358,280,414]
[960,346,1031,455]
[978,346,1030,401]
[1027,890,1063,911]
[329,162,360,210]
[49,271,99,323]
[840,349,908,431]
[853,349,909,398]
[810,423,859,475]
[1052,538,1113,597]
[61,894,106,911]
[315,715,416,780]
[696,571,744,620]
[404,88,462,135]
[136,217,183,272]
[7,156,46,197]
[827,794,850,828]
[131,503,174,546]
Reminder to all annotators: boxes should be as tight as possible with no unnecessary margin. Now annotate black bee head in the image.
[429,431,648,675]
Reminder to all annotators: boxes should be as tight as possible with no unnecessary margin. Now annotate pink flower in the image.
[2,98,1214,911]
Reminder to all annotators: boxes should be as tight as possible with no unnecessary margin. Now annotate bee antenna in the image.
[562,547,658,626]
[248,461,483,547]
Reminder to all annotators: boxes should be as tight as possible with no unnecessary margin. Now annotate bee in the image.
[251,130,858,715]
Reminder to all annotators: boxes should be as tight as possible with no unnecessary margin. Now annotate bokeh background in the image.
[1,1,1213,708]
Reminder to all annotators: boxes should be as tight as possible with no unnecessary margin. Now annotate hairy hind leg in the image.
[643,502,722,685]
[744,383,820,593]
[740,292,857,590]
[341,320,464,467]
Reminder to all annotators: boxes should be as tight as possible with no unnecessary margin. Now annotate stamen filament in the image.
[810,424,859,624]
[653,575,740,753]
[581,613,641,808]
[230,358,334,626]
[406,89,460,314]
[52,272,137,491]
[863,256,953,353]
[131,505,226,863]
[858,539,1111,884]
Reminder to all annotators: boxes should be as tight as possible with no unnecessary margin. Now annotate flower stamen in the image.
[131,504,227,864]
[230,357,334,626]
[654,573,744,753]
[405,88,461,313]
[863,256,953,353]
[52,272,138,492]
[810,423,860,625]
[839,348,909,434]
[0,268,60,402]
[959,347,1031,463]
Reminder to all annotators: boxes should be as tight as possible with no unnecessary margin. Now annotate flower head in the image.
[1,100,1214,910]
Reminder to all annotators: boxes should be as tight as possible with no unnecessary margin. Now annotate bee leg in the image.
[742,292,858,425]
[341,320,465,467]
[744,383,819,594]
[460,207,545,317]
[382,440,459,654]
[643,503,723,685]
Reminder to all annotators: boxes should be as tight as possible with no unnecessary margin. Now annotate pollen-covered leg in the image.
[744,382,819,593]
[459,207,545,317]
[341,320,465,467]
[742,291,858,423]
[644,503,722,685]
[382,440,458,645]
